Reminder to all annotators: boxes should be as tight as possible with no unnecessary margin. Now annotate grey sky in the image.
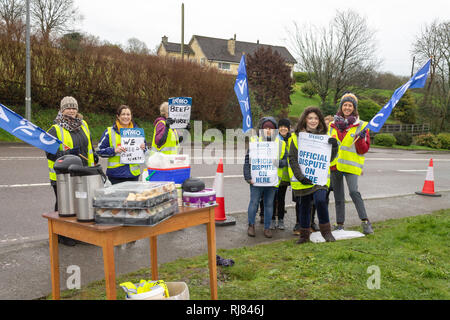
[75,0,449,76]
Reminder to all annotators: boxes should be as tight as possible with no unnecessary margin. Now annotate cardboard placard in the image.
[119,128,145,164]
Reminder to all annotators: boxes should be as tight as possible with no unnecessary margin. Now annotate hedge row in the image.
[0,35,240,130]
[373,132,450,149]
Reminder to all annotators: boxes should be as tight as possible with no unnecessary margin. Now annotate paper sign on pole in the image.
[249,141,278,187]
[298,133,331,186]
[119,128,145,164]
[168,97,192,129]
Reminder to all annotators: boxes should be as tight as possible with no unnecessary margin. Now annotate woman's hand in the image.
[140,143,146,150]
[115,146,126,154]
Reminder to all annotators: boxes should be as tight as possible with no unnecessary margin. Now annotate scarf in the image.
[116,120,134,132]
[334,115,356,131]
[54,112,82,132]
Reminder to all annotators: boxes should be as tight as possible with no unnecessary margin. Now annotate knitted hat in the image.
[278,118,291,129]
[339,93,358,110]
[60,96,78,112]
[262,120,276,129]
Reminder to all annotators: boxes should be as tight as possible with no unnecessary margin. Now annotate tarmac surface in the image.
[0,190,449,300]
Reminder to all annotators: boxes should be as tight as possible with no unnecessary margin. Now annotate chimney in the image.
[228,34,236,55]
[257,39,259,44]
[162,35,168,44]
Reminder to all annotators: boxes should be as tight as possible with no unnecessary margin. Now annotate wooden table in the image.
[42,205,218,300]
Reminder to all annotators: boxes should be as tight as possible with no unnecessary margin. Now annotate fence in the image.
[376,124,430,136]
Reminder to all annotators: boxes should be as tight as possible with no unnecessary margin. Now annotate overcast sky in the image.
[75,0,449,76]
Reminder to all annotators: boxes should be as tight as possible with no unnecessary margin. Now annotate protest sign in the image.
[298,133,331,186]
[168,97,192,129]
[249,141,278,187]
[119,128,145,164]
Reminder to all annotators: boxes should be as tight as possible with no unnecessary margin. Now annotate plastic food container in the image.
[182,188,216,208]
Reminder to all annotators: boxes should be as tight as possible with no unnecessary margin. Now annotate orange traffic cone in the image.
[415,158,441,197]
[213,158,236,226]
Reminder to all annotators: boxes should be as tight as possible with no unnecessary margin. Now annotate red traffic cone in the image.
[213,158,236,226]
[415,158,441,197]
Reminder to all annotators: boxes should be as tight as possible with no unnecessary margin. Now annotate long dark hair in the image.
[295,106,327,134]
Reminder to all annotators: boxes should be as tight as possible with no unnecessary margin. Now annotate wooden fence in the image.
[376,124,430,136]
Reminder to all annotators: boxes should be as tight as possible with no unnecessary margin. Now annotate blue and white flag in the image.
[366,59,431,132]
[0,103,62,154]
[234,54,253,133]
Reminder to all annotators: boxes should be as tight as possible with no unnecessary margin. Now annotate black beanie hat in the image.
[278,118,291,129]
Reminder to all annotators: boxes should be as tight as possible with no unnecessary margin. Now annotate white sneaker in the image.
[278,219,285,230]
[269,220,277,230]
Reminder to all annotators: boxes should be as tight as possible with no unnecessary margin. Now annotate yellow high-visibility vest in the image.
[151,119,179,155]
[249,136,286,188]
[287,132,330,190]
[106,127,141,176]
[328,120,368,176]
[47,120,94,181]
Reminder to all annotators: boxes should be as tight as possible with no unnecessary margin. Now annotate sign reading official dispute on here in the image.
[168,97,192,129]
[249,141,278,187]
[297,132,331,186]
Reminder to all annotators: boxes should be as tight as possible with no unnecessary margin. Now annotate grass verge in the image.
[44,209,450,300]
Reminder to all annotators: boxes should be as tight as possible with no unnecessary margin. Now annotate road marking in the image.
[0,183,50,188]
[0,157,46,160]
[367,158,450,162]
[397,170,427,172]
[197,174,243,179]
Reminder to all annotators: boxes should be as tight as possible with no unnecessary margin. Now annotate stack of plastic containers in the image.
[93,181,178,226]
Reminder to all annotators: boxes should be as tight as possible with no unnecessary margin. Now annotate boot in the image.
[296,228,311,244]
[319,223,336,242]
[247,224,256,237]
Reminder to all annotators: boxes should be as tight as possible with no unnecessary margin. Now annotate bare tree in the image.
[0,0,26,41]
[126,37,149,55]
[412,20,450,132]
[289,22,339,106]
[332,9,381,104]
[31,0,82,43]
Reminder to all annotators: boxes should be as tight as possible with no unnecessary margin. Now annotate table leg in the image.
[206,208,218,300]
[150,236,158,280]
[48,221,60,300]
[102,237,116,300]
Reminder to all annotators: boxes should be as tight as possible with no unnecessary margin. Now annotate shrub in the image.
[374,133,396,147]
[436,133,450,150]
[293,72,309,83]
[358,99,381,122]
[300,81,317,98]
[414,134,442,149]
[393,132,413,146]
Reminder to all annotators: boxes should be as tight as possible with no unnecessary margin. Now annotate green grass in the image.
[289,83,322,116]
[44,209,450,300]
[372,144,450,152]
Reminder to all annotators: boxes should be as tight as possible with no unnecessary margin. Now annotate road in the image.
[1,142,450,299]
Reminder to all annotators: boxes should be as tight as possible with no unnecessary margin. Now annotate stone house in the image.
[157,34,297,76]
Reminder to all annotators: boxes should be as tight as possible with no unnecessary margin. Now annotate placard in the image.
[119,128,145,164]
[249,141,278,187]
[168,97,192,129]
[298,132,331,186]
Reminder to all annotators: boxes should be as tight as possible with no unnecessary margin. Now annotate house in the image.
[157,34,297,76]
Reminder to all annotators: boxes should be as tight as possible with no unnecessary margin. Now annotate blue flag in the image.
[234,55,253,133]
[366,59,431,132]
[0,103,62,154]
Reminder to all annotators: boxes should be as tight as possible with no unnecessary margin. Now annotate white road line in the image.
[0,183,50,188]
[197,175,243,179]
[0,157,46,160]
[397,170,427,172]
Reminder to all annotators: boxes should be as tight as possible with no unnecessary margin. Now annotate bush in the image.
[358,99,381,122]
[436,133,450,150]
[414,134,442,149]
[293,72,309,83]
[374,133,396,147]
[301,81,317,98]
[393,132,413,146]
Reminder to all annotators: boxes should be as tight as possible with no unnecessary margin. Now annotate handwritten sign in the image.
[249,141,278,187]
[298,132,331,186]
[168,97,192,129]
[119,128,145,164]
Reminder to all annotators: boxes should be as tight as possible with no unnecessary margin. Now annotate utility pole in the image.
[181,3,184,60]
[25,0,31,120]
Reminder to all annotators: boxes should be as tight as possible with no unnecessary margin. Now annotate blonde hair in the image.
[159,102,168,116]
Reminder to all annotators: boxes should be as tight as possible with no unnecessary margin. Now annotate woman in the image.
[97,105,147,185]
[288,107,338,244]
[151,102,183,155]
[328,93,373,234]
[46,96,97,246]
[270,118,292,231]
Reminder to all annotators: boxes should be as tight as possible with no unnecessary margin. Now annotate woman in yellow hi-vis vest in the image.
[288,107,338,244]
[328,93,374,235]
[97,105,147,185]
[45,96,97,246]
[151,102,184,155]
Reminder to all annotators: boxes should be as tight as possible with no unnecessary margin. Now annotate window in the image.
[218,62,231,70]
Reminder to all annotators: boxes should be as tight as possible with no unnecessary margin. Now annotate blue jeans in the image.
[248,185,277,229]
[297,189,330,229]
